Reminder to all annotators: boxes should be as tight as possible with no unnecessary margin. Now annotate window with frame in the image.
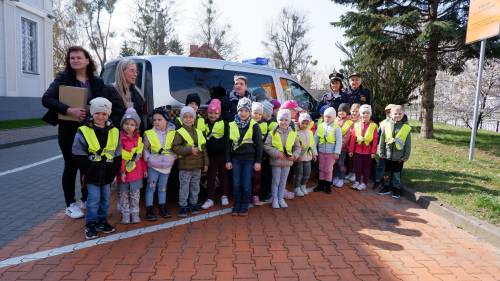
[21,18,37,73]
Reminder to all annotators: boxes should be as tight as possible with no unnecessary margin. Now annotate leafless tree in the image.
[52,0,82,73]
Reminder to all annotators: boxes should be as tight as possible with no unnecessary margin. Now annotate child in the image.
[269,99,281,132]
[314,107,342,194]
[348,104,378,190]
[201,99,230,209]
[280,100,300,130]
[317,105,330,128]
[260,101,275,202]
[172,106,209,217]
[117,108,147,224]
[176,93,206,132]
[251,102,266,205]
[294,113,318,196]
[377,105,411,199]
[332,103,353,188]
[226,98,263,216]
[143,109,177,220]
[72,97,120,240]
[345,103,360,182]
[264,109,301,208]
[374,104,395,189]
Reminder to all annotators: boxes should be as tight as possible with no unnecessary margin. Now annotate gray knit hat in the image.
[237,97,252,112]
[252,102,263,114]
[262,100,274,118]
[120,107,141,128]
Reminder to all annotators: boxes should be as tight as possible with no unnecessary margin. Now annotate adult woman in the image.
[319,76,347,113]
[111,59,145,128]
[41,46,118,219]
[223,75,254,121]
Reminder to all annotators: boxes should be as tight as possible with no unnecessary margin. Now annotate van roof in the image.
[106,55,294,79]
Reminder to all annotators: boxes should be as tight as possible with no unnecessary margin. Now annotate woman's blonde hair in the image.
[114,59,142,106]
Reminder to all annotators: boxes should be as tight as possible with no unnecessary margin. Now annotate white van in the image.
[101,55,318,117]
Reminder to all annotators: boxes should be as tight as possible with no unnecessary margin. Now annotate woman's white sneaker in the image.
[65,203,84,219]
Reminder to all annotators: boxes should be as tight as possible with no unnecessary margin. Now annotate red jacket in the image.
[118,131,147,183]
[348,121,378,155]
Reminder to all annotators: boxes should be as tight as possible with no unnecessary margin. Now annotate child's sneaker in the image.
[131,213,141,224]
[278,199,288,208]
[284,190,295,199]
[221,196,229,206]
[190,204,200,215]
[76,199,86,210]
[294,187,304,197]
[300,185,308,195]
[121,213,130,224]
[65,203,84,219]
[392,188,401,199]
[352,181,360,190]
[253,196,262,205]
[272,199,280,209]
[178,206,188,217]
[96,220,115,234]
[202,199,214,210]
[356,183,367,191]
[85,224,98,240]
[378,186,392,195]
[335,179,344,188]
[346,173,355,182]
[332,178,339,186]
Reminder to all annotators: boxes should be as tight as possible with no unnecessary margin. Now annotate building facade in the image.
[0,0,53,120]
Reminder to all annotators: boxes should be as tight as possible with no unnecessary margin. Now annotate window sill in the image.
[22,71,40,75]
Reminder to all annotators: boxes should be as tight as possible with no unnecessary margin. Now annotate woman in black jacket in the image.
[41,46,120,219]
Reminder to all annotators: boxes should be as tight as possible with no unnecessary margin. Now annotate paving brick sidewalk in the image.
[0,126,57,149]
[0,187,498,281]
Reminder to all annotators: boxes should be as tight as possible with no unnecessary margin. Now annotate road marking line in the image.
[0,155,62,177]
[0,208,233,268]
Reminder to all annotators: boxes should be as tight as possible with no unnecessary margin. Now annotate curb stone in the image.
[0,135,58,150]
[402,185,500,248]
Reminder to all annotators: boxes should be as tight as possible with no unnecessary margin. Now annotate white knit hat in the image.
[277,109,291,121]
[252,102,263,114]
[90,97,112,115]
[360,104,372,115]
[298,112,311,123]
[324,107,336,118]
[180,106,196,119]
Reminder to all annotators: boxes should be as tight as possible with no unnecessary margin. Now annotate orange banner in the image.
[466,0,500,44]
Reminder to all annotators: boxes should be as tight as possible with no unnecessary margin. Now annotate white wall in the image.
[0,1,5,98]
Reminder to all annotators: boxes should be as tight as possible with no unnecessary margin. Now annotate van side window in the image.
[101,61,144,91]
[280,78,318,112]
[168,66,276,104]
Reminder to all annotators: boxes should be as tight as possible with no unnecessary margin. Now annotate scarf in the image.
[234,114,251,129]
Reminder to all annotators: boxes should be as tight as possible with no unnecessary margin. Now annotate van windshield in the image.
[168,66,277,105]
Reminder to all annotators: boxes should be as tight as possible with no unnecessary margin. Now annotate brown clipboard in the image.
[58,85,87,121]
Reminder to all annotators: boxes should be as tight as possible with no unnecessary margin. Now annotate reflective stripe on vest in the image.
[229,119,256,150]
[340,120,353,136]
[121,136,144,172]
[259,121,268,137]
[78,126,119,162]
[271,129,298,156]
[385,124,411,150]
[144,129,176,155]
[177,127,206,151]
[177,116,206,132]
[316,123,337,144]
[355,122,378,145]
[205,120,225,140]
[298,130,315,156]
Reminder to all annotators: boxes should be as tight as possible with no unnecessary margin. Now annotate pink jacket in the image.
[118,131,147,183]
[348,121,378,155]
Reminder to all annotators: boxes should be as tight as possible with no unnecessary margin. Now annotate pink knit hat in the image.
[281,100,299,110]
[270,99,281,110]
[208,99,221,113]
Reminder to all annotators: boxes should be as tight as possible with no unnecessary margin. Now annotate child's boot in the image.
[131,212,141,224]
[313,181,324,192]
[159,204,171,218]
[121,212,130,224]
[324,182,332,194]
[145,206,157,221]
[271,184,279,209]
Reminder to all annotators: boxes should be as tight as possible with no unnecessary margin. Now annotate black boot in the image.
[314,180,324,192]
[145,206,157,221]
[324,181,332,194]
[159,204,171,218]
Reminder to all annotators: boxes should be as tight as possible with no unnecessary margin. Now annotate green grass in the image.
[0,118,45,130]
[404,120,500,226]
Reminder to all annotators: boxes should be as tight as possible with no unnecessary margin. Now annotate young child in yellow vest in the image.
[332,103,354,188]
[377,105,411,199]
[314,107,342,194]
[251,102,267,206]
[172,106,208,217]
[175,93,206,132]
[345,103,361,182]
[264,109,301,208]
[374,104,395,190]
[226,98,263,216]
[201,99,230,210]
[260,101,275,203]
[294,113,318,197]
[117,108,147,224]
[143,109,177,221]
[348,104,378,190]
[72,97,121,240]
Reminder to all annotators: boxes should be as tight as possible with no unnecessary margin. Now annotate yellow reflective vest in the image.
[144,129,176,155]
[271,129,298,156]
[78,126,119,162]
[205,120,225,140]
[298,130,315,156]
[121,136,144,172]
[258,121,268,138]
[177,127,206,151]
[385,123,411,150]
[316,123,337,144]
[268,120,278,132]
[229,119,256,150]
[355,122,378,145]
[340,119,353,136]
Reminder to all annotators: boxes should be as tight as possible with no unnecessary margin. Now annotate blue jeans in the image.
[146,167,169,207]
[86,184,110,225]
[232,159,254,213]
